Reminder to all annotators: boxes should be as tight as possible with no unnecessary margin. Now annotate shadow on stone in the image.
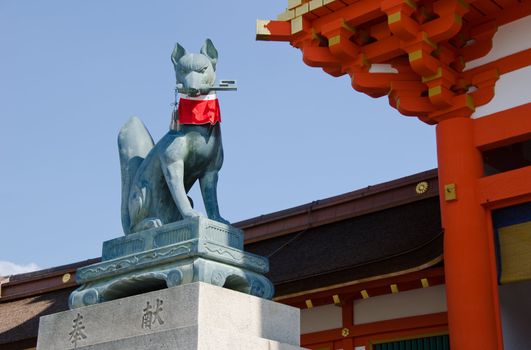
[103,274,168,301]
[223,275,251,294]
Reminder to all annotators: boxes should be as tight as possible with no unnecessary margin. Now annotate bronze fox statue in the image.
[118,39,228,234]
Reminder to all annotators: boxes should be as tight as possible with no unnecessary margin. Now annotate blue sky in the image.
[0,1,437,274]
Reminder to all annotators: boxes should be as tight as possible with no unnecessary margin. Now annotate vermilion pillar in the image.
[436,117,501,350]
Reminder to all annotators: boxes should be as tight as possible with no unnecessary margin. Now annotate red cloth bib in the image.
[177,94,221,125]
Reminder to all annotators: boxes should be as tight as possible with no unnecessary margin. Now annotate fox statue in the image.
[118,39,229,235]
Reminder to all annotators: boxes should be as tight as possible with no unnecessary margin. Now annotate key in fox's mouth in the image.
[176,81,237,96]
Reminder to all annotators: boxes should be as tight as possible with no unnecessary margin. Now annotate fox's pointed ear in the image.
[171,42,186,66]
[200,39,218,70]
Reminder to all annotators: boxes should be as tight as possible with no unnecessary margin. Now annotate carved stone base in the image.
[69,218,274,309]
[38,283,306,350]
[102,217,245,260]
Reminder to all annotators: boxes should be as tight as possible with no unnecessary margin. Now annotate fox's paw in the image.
[181,209,206,219]
[133,218,163,232]
[212,216,230,225]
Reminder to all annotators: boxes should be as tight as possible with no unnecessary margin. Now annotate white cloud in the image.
[0,261,41,277]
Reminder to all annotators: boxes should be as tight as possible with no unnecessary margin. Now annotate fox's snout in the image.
[178,69,213,95]
[172,39,218,96]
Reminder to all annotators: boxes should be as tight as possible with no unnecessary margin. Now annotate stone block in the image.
[38,282,305,350]
[102,217,244,260]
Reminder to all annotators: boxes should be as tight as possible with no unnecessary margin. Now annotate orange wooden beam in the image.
[363,35,403,62]
[382,0,419,41]
[256,20,291,41]
[477,166,531,208]
[302,44,342,68]
[494,0,531,26]
[312,0,382,31]
[301,312,448,346]
[461,20,497,62]
[474,103,531,150]
[464,48,531,80]
[352,312,448,338]
[422,0,470,42]
[325,25,360,61]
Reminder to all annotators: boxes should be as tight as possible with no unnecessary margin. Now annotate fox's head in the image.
[171,39,218,97]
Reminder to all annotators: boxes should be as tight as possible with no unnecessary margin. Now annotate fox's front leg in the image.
[160,156,204,219]
[200,171,229,225]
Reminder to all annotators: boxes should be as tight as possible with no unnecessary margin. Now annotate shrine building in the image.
[0,1,530,349]
[1,168,529,350]
[255,0,531,349]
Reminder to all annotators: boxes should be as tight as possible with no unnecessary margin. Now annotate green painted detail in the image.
[341,21,356,33]
[361,53,370,67]
[422,32,437,50]
[405,0,417,9]
[329,35,340,46]
[373,334,450,350]
[388,12,401,24]
[466,94,475,110]
[409,50,422,61]
[455,14,462,25]
[428,86,442,97]
[422,67,442,83]
[457,0,470,10]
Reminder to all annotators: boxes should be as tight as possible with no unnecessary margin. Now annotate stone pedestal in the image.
[38,282,305,350]
[69,217,274,309]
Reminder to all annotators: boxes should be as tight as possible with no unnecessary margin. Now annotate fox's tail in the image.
[118,117,154,234]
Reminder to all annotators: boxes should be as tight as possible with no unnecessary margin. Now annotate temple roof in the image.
[256,0,530,123]
[247,196,442,297]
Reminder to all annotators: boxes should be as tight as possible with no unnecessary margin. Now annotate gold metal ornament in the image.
[415,181,429,194]
[342,327,350,337]
[444,183,457,201]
